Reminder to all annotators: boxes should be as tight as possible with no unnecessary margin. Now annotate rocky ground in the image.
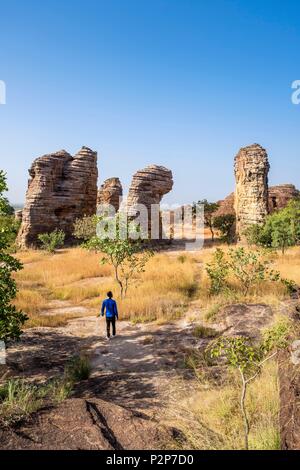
[1,296,300,450]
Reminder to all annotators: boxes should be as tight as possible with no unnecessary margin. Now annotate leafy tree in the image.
[73,215,97,242]
[228,247,280,296]
[38,229,65,253]
[208,318,291,450]
[206,248,281,296]
[83,214,153,298]
[244,199,300,254]
[243,224,265,247]
[206,248,229,295]
[213,214,235,243]
[194,200,219,241]
[0,213,21,249]
[0,171,27,343]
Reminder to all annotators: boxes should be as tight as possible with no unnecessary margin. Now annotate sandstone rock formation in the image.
[0,398,172,450]
[17,147,98,248]
[125,165,173,238]
[216,184,299,220]
[268,184,300,213]
[234,144,270,240]
[214,192,235,218]
[97,177,122,212]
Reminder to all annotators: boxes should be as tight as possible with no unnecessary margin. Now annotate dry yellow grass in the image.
[16,248,112,288]
[13,244,300,328]
[165,360,279,450]
[13,248,200,326]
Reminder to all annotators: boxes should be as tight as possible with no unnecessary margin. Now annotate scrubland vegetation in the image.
[166,360,280,450]
[2,179,300,449]
[0,355,91,425]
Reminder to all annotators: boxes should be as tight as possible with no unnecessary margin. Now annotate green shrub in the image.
[213,214,235,243]
[64,355,91,382]
[193,325,218,338]
[0,171,27,343]
[206,249,229,295]
[38,229,65,253]
[73,215,97,241]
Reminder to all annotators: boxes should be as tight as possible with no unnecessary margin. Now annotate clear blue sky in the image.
[0,0,299,205]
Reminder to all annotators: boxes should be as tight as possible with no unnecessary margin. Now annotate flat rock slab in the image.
[217,303,273,339]
[0,398,172,450]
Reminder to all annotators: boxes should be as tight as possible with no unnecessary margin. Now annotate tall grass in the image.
[165,360,279,450]
[13,248,200,325]
[0,355,91,423]
[13,245,300,327]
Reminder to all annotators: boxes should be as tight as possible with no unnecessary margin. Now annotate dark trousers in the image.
[106,317,116,337]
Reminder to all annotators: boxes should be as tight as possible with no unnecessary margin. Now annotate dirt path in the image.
[6,311,199,415]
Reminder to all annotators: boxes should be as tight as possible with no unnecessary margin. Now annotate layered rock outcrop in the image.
[234,144,270,240]
[125,165,173,238]
[97,177,122,212]
[17,147,98,248]
[216,184,299,220]
[214,192,235,218]
[268,184,300,213]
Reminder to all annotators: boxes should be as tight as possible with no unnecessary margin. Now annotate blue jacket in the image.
[101,298,118,319]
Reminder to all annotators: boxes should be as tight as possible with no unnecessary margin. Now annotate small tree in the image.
[83,215,153,298]
[213,214,235,243]
[0,171,27,342]
[194,200,219,241]
[208,318,291,450]
[206,248,229,295]
[228,247,280,296]
[38,229,65,253]
[244,200,300,254]
[263,206,300,254]
[243,224,265,247]
[73,215,97,242]
[206,248,282,297]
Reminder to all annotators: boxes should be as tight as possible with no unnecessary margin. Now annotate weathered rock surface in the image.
[217,303,274,339]
[268,184,300,213]
[216,184,299,221]
[125,165,173,238]
[97,177,122,212]
[234,144,270,240]
[17,147,98,248]
[214,192,235,217]
[0,398,172,450]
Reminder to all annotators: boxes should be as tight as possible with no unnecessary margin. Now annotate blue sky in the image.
[0,0,299,205]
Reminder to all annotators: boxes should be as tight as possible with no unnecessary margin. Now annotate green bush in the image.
[73,215,98,241]
[213,214,235,243]
[38,229,65,253]
[206,248,229,295]
[0,171,27,343]
[64,355,91,382]
[206,248,282,296]
[244,199,300,253]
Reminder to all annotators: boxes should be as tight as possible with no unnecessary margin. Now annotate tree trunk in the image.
[239,370,250,450]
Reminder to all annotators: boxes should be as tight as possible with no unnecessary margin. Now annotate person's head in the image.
[107,291,113,299]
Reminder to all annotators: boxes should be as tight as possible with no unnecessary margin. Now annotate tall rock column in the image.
[125,165,173,239]
[17,146,98,248]
[234,144,270,240]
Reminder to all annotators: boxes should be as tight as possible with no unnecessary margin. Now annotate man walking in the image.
[100,291,118,339]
